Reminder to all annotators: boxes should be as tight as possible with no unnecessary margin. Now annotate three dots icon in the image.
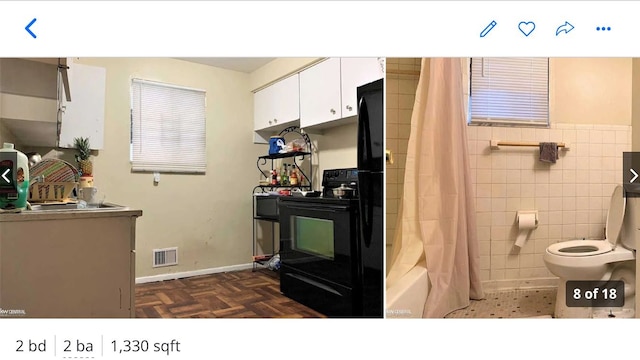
[596,26,612,31]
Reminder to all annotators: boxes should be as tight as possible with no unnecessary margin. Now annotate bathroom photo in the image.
[385,57,640,318]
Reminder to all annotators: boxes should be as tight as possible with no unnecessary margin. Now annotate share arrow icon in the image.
[631,169,639,183]
[1,169,10,183]
[556,21,574,36]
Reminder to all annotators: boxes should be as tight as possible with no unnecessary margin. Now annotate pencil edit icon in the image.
[480,20,497,37]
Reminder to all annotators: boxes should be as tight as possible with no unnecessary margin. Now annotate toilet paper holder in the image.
[514,210,538,248]
[517,210,539,227]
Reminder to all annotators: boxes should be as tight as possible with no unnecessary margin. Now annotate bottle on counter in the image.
[290,165,298,186]
[276,166,282,185]
[271,169,278,185]
[281,164,289,186]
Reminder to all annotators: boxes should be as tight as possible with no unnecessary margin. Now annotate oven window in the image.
[293,216,334,259]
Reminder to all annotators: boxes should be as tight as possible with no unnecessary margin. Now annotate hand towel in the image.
[539,142,559,163]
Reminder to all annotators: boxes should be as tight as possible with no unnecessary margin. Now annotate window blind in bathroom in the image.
[130,79,206,173]
[469,57,549,126]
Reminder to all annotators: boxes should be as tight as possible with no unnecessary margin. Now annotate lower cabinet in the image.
[0,211,141,318]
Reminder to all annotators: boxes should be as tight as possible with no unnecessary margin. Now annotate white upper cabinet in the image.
[340,57,384,117]
[253,57,384,140]
[300,57,383,130]
[299,58,342,128]
[58,62,106,150]
[253,74,300,143]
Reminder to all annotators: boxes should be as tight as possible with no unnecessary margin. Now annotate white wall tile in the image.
[506,169,522,184]
[602,130,615,144]
[549,170,563,184]
[469,123,630,283]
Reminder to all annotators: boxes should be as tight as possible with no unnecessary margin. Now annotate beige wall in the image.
[633,59,640,151]
[61,58,263,278]
[385,58,423,270]
[0,123,20,148]
[551,58,632,125]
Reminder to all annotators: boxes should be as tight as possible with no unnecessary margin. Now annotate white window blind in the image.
[131,79,206,173]
[470,57,549,126]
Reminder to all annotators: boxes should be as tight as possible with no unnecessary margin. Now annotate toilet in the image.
[543,185,637,318]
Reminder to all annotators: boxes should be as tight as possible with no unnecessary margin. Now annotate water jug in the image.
[0,143,30,210]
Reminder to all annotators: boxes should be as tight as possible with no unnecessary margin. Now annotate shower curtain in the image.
[387,58,484,318]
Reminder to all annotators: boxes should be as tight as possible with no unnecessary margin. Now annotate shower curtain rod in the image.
[490,140,570,150]
[386,69,421,76]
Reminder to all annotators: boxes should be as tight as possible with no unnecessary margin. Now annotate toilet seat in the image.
[547,185,627,258]
[547,240,613,257]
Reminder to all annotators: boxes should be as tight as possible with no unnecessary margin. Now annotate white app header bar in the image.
[0,1,636,57]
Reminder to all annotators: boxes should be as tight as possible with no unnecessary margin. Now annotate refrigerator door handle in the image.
[357,96,372,169]
[358,179,373,248]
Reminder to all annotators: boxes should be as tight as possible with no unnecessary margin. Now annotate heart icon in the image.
[518,21,536,36]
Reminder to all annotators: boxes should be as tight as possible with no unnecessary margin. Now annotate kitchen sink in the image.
[29,202,125,211]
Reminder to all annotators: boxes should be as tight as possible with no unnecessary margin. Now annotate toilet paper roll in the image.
[515,213,537,248]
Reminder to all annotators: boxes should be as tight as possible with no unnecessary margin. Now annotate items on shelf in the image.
[252,126,313,272]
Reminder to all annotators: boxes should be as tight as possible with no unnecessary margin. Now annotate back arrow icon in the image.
[25,18,37,38]
[556,21,574,36]
[631,169,638,183]
[1,169,10,183]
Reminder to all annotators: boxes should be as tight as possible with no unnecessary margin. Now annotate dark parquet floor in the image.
[135,269,325,318]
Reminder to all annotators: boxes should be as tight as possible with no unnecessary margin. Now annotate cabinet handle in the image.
[346,105,353,111]
[330,109,336,115]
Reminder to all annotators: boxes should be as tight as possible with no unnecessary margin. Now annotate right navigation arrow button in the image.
[631,169,638,183]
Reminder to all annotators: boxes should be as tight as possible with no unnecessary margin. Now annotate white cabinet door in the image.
[299,58,341,128]
[254,74,300,132]
[340,57,384,118]
[58,63,106,150]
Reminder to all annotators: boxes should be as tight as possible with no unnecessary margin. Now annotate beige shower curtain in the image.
[387,58,484,318]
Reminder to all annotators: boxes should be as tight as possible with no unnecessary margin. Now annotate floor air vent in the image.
[153,247,178,267]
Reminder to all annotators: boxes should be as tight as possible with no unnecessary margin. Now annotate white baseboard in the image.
[482,277,559,292]
[135,263,254,284]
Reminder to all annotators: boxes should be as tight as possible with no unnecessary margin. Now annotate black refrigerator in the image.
[356,78,384,318]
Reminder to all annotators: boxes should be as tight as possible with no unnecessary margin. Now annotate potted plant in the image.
[73,137,93,177]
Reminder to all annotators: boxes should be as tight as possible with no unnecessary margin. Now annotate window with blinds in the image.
[130,79,206,173]
[469,58,549,126]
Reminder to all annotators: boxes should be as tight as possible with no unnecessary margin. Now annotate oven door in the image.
[279,199,356,288]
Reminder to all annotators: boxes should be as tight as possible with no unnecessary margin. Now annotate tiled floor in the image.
[445,288,556,318]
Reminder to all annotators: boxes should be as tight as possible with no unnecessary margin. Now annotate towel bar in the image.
[490,140,570,150]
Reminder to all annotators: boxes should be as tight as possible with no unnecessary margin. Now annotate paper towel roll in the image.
[515,212,537,248]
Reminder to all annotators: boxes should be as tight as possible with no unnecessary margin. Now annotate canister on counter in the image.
[269,136,285,155]
[79,175,94,188]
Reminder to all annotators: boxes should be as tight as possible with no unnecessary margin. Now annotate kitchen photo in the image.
[0,57,384,318]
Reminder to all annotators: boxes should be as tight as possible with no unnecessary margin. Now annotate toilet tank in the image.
[622,194,640,250]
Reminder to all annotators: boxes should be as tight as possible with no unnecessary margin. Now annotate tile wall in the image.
[385,58,422,270]
[467,123,631,287]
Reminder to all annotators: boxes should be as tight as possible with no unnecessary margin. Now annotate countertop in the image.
[0,203,143,222]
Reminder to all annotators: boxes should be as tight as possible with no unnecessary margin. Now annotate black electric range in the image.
[278,168,365,317]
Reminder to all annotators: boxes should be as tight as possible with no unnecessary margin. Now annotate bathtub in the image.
[386,263,429,318]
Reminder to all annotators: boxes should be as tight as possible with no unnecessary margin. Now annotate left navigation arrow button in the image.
[25,18,37,38]
[2,169,10,183]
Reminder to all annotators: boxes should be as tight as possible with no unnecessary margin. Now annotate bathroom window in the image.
[130,79,206,173]
[469,57,549,127]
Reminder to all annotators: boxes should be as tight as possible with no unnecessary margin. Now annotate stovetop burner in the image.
[322,167,359,198]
